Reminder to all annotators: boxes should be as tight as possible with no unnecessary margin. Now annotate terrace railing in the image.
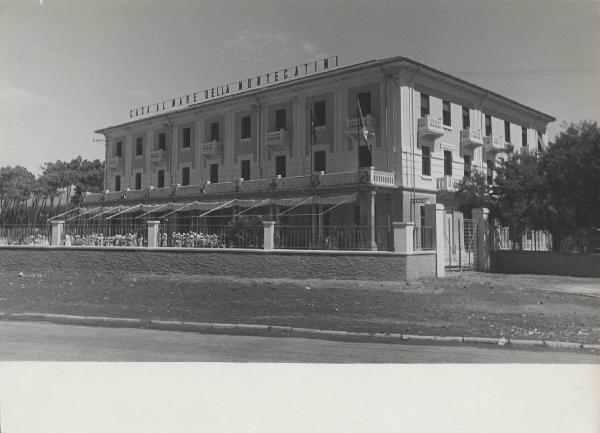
[0,224,51,246]
[274,225,392,251]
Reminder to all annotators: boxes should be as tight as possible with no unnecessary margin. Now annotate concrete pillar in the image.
[359,190,378,251]
[263,221,275,251]
[472,207,491,271]
[51,220,65,246]
[393,221,413,253]
[424,203,445,277]
[147,220,160,248]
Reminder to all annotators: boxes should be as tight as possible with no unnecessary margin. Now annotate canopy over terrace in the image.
[70,194,358,222]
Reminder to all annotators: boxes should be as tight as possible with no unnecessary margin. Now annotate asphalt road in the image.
[1,320,599,362]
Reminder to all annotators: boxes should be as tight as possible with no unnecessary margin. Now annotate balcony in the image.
[460,128,483,152]
[417,115,444,140]
[345,115,377,135]
[201,140,222,156]
[265,129,291,152]
[436,175,461,192]
[483,134,506,155]
[150,149,168,163]
[106,157,122,170]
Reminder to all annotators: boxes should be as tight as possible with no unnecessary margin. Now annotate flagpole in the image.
[310,107,314,174]
[357,98,360,170]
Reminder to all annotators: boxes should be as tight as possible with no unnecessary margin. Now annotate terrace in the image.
[84,167,397,204]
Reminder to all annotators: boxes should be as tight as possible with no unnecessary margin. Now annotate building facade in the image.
[87,56,555,250]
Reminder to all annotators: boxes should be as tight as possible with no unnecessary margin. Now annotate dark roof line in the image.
[95,55,555,134]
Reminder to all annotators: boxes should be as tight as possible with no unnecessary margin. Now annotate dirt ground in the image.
[1,271,599,344]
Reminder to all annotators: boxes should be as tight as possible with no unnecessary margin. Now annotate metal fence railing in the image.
[158,224,264,249]
[0,224,51,246]
[493,227,553,252]
[275,225,392,251]
[64,219,148,247]
[413,226,433,251]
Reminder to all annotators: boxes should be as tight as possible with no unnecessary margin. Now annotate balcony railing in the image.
[417,115,444,140]
[201,140,222,156]
[483,134,506,154]
[88,168,397,203]
[106,157,122,170]
[345,115,377,134]
[176,183,209,197]
[84,192,103,203]
[148,187,174,199]
[150,149,168,163]
[265,129,291,152]
[124,189,146,201]
[459,128,483,152]
[436,175,461,191]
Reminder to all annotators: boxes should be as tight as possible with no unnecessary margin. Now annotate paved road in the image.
[1,320,598,362]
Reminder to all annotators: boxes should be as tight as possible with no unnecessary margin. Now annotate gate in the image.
[444,213,479,271]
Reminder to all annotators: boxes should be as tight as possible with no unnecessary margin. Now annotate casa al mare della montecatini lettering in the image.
[129,56,339,119]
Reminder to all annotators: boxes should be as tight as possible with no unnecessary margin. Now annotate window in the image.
[422,146,431,176]
[241,115,251,139]
[537,131,544,151]
[357,92,372,116]
[241,160,250,181]
[522,127,528,147]
[486,160,494,185]
[420,93,430,117]
[420,206,426,227]
[158,133,166,151]
[275,155,286,178]
[210,164,218,184]
[358,145,372,168]
[442,100,451,127]
[115,141,123,158]
[181,167,190,186]
[462,107,470,129]
[504,121,511,142]
[314,150,326,173]
[444,150,453,176]
[485,114,492,136]
[135,172,142,190]
[314,100,326,127]
[183,127,191,148]
[275,109,287,131]
[135,137,143,156]
[114,175,121,192]
[210,122,219,141]
[464,155,472,177]
[157,170,165,188]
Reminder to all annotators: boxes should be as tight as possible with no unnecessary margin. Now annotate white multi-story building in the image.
[88,56,555,249]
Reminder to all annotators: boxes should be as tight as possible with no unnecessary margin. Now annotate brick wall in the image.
[0,246,436,281]
[492,251,600,278]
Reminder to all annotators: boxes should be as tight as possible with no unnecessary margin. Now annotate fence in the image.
[158,224,264,249]
[0,224,51,246]
[493,227,553,252]
[413,226,433,251]
[63,218,148,247]
[275,225,392,251]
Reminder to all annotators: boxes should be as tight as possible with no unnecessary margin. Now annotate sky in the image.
[1,0,599,175]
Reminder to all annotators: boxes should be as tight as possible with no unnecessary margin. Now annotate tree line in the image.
[442,120,600,250]
[0,156,104,225]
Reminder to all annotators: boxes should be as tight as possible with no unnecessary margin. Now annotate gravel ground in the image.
[1,271,599,344]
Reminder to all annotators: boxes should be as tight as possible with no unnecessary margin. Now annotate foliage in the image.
[437,171,496,217]
[492,150,549,247]
[0,156,104,225]
[539,121,600,231]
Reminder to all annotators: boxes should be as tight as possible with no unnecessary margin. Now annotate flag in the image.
[310,107,317,144]
[357,99,372,152]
